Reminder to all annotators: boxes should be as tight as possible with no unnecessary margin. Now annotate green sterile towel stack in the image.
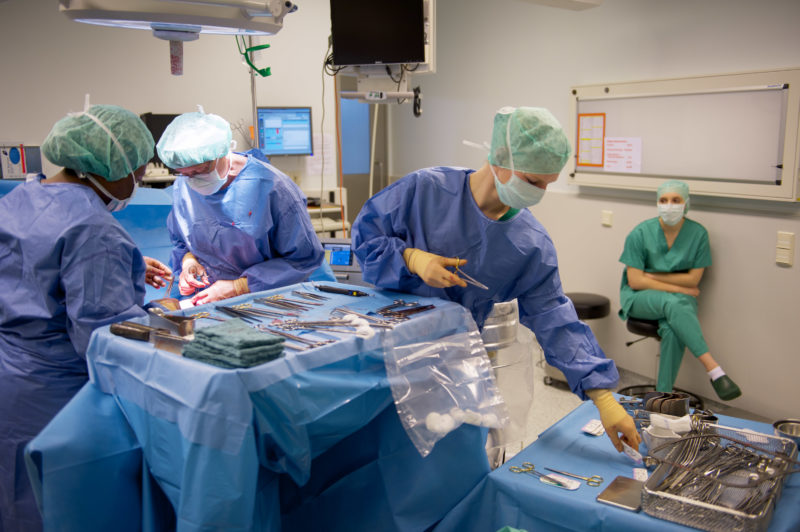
[182,318,285,369]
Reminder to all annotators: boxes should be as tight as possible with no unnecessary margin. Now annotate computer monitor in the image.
[256,107,313,156]
[319,237,372,287]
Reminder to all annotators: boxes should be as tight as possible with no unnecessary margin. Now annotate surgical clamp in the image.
[509,463,567,488]
[545,468,603,487]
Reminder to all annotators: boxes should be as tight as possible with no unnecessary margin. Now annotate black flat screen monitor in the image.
[257,107,313,156]
[140,113,179,167]
[329,0,425,66]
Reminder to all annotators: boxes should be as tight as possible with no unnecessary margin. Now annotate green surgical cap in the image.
[657,179,690,212]
[156,111,232,169]
[488,106,572,174]
[41,105,154,181]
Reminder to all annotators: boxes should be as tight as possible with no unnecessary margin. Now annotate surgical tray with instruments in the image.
[642,421,798,532]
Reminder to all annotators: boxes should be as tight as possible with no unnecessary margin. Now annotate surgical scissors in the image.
[454,261,489,290]
[509,463,566,487]
[545,467,603,487]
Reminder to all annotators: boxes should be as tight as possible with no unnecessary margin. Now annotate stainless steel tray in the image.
[642,422,798,532]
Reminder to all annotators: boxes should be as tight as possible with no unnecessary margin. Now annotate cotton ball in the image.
[481,413,499,428]
[449,407,466,423]
[463,409,482,425]
[425,412,455,434]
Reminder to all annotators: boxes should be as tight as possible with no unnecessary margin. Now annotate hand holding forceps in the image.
[509,463,566,488]
[545,467,603,486]
[454,260,489,290]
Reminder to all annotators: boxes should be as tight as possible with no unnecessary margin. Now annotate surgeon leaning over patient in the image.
[157,109,328,305]
[619,180,741,400]
[352,106,640,453]
[0,105,166,532]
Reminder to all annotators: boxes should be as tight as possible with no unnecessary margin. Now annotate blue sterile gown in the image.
[0,176,146,532]
[352,166,619,397]
[167,149,330,295]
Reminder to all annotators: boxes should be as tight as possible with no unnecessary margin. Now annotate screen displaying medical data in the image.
[257,107,313,156]
[324,243,353,267]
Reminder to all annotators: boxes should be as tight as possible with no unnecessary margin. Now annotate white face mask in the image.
[658,203,685,226]
[187,155,230,195]
[83,173,137,212]
[490,165,545,209]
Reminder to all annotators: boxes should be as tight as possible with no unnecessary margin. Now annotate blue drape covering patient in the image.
[0,104,155,531]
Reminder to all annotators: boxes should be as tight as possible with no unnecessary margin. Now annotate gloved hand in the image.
[179,253,209,296]
[402,248,468,288]
[586,389,641,452]
[191,277,248,306]
[143,256,173,289]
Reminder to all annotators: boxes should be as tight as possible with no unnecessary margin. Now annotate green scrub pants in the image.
[627,290,709,392]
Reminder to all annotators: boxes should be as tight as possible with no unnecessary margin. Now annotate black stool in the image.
[618,317,704,410]
[543,293,610,386]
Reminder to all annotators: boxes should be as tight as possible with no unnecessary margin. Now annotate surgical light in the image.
[59,0,297,74]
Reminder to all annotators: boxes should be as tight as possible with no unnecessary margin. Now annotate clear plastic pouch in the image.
[384,319,510,457]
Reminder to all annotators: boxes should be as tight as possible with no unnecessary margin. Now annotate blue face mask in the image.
[490,164,545,209]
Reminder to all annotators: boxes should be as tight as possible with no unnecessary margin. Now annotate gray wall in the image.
[389,0,800,420]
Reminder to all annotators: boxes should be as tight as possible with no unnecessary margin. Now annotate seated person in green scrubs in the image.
[618,180,741,401]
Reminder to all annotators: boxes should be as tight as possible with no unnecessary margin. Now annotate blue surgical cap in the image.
[488,106,572,174]
[157,111,232,169]
[657,180,690,213]
[41,105,154,181]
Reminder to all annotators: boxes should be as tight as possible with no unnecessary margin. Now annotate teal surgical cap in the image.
[41,104,154,181]
[488,106,572,175]
[657,179,690,212]
[157,111,232,169]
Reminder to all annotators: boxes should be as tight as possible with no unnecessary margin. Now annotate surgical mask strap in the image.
[81,172,125,202]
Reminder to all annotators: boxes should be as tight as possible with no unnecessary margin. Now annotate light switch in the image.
[601,210,613,227]
[777,231,795,249]
[776,231,794,266]
[776,248,793,266]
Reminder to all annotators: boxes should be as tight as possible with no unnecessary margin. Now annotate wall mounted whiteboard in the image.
[569,68,800,201]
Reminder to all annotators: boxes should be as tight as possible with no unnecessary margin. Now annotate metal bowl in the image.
[773,419,800,447]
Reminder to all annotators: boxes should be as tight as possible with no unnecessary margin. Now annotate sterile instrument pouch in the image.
[383,314,510,457]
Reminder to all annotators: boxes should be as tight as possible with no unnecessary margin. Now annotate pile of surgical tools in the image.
[180,288,437,353]
[641,418,799,531]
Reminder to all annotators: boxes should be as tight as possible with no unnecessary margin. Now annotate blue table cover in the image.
[434,401,800,532]
[26,282,492,532]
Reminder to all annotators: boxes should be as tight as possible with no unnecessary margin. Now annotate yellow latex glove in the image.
[402,248,468,288]
[586,389,641,452]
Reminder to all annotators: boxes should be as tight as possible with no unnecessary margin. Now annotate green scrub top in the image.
[618,217,711,320]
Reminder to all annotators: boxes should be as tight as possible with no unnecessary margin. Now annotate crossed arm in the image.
[626,266,704,296]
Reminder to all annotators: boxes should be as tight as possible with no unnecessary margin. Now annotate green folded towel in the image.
[181,318,285,368]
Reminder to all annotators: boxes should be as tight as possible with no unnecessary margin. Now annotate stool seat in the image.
[565,292,610,320]
[626,316,660,338]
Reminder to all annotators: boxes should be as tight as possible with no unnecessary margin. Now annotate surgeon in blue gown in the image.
[0,105,162,532]
[156,109,332,306]
[352,106,640,452]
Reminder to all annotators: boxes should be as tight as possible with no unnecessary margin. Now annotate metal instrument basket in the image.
[642,422,798,532]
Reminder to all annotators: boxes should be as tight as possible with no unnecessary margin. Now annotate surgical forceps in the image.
[454,262,489,290]
[509,463,566,487]
[545,468,603,487]
[187,311,227,322]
